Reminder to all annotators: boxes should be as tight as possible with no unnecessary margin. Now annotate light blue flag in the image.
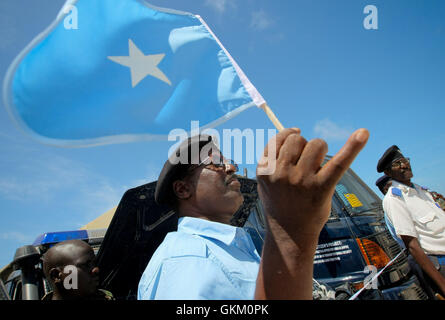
[3,0,265,147]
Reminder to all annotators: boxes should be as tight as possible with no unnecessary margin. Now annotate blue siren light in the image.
[32,230,89,246]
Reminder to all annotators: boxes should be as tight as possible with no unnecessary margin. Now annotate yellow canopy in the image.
[80,207,117,230]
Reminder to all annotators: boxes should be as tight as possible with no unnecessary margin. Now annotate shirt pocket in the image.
[415,211,444,235]
[417,211,436,224]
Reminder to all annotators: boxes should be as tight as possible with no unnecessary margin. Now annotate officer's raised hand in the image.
[255,128,369,299]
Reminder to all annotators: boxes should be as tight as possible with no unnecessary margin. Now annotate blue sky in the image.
[0,0,444,268]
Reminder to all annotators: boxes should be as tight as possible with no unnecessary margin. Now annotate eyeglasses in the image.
[192,153,239,173]
[391,157,410,169]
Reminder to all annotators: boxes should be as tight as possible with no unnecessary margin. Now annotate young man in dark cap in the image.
[138,128,369,300]
[375,175,392,196]
[375,175,405,248]
[378,145,445,298]
[42,240,114,300]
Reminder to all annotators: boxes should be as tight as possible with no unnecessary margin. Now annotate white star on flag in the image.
[108,39,172,88]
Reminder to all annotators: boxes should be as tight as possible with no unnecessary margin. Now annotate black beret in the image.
[155,134,218,205]
[375,175,391,194]
[377,145,404,173]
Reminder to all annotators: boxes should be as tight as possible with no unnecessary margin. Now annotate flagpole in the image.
[260,103,284,132]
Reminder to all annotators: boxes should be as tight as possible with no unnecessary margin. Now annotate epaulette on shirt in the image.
[391,188,402,197]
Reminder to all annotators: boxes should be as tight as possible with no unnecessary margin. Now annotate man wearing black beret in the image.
[138,128,369,300]
[379,145,445,298]
[138,134,259,299]
[375,175,392,196]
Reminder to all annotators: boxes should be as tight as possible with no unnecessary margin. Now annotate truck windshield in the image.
[334,169,382,216]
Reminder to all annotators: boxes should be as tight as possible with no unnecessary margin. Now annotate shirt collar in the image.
[391,180,418,193]
[178,216,243,246]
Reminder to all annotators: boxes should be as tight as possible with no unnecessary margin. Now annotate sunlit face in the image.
[62,244,99,297]
[73,247,99,296]
[186,158,244,222]
[386,157,413,183]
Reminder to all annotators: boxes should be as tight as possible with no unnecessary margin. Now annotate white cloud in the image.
[250,10,274,31]
[0,151,128,224]
[313,119,353,142]
[204,0,236,14]
[79,181,127,223]
[79,163,161,223]
[0,231,33,243]
[0,155,89,202]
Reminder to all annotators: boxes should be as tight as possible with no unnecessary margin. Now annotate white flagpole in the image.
[260,103,285,132]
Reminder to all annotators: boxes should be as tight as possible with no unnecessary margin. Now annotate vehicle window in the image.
[245,197,343,253]
[0,280,11,300]
[245,203,266,235]
[12,280,22,300]
[330,195,343,219]
[334,169,381,215]
[5,280,12,297]
[243,203,266,253]
[254,195,342,224]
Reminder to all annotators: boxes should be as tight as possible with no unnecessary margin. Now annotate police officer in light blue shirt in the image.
[138,135,260,300]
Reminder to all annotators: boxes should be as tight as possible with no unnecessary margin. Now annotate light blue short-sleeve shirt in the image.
[137,217,261,300]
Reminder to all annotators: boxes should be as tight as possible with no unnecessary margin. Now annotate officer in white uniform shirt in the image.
[378,145,445,298]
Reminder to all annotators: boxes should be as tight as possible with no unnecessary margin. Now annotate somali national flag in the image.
[3,0,265,147]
